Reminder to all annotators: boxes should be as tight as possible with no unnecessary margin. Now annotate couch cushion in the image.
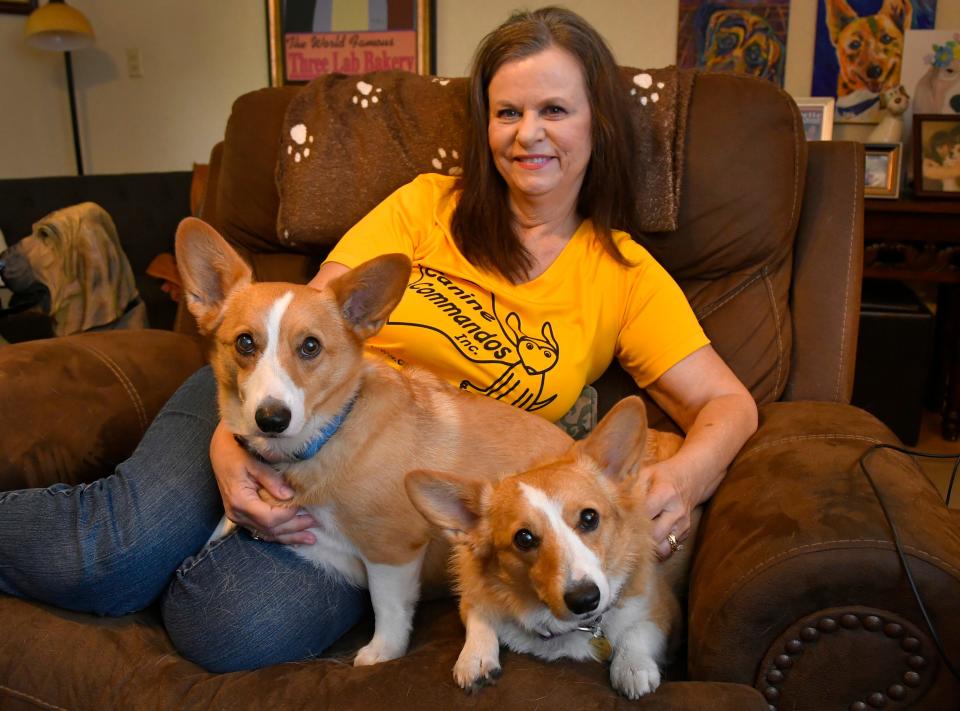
[0,595,770,710]
[212,87,300,255]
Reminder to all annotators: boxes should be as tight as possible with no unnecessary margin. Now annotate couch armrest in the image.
[784,141,864,404]
[687,401,960,709]
[0,330,206,490]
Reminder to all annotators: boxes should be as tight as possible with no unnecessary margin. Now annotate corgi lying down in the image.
[407,397,698,699]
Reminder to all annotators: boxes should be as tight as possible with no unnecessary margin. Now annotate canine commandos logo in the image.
[390,266,560,412]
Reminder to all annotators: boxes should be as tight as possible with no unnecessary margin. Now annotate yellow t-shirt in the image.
[327,173,709,422]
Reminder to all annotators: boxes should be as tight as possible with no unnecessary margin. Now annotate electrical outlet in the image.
[126,48,143,78]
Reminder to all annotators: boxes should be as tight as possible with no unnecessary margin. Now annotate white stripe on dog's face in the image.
[242,291,306,435]
[519,482,610,610]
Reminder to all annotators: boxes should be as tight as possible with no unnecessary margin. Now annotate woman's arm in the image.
[643,344,758,557]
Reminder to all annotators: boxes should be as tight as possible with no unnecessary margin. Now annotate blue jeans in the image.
[0,366,368,672]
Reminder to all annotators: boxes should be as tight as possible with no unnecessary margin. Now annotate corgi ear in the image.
[576,395,649,482]
[328,253,411,340]
[881,0,912,32]
[824,0,857,45]
[175,217,253,334]
[405,469,488,541]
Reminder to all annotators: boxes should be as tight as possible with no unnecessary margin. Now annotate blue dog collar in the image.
[292,393,359,461]
[235,392,359,464]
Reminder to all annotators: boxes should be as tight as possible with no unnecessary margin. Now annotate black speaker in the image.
[852,279,934,445]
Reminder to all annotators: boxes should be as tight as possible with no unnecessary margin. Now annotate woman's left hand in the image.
[641,459,696,559]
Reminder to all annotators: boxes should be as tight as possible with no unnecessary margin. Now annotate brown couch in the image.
[2,69,958,711]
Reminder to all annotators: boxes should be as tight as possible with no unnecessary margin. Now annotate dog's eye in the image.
[299,337,322,359]
[578,509,600,532]
[881,34,893,45]
[513,529,539,551]
[235,333,255,355]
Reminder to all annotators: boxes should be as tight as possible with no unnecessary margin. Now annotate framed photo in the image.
[864,143,902,200]
[794,97,835,141]
[913,114,960,198]
[267,0,433,86]
[0,0,37,15]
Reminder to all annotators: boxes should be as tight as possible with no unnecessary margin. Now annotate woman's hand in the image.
[644,345,759,558]
[209,420,318,544]
[641,458,696,559]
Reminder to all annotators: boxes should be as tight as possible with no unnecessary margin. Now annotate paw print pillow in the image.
[276,71,468,249]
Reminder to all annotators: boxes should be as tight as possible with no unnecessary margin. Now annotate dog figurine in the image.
[406,396,697,699]
[175,217,575,667]
[0,202,146,337]
[825,0,912,121]
[913,38,960,114]
[867,85,910,143]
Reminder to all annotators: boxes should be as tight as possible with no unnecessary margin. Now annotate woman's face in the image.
[487,46,592,210]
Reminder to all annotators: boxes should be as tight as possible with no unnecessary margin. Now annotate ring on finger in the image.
[666,532,684,553]
[247,528,264,541]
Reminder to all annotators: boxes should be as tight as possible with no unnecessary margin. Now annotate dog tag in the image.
[590,635,613,662]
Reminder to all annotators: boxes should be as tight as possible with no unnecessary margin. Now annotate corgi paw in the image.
[610,653,661,699]
[453,651,502,694]
[354,637,405,666]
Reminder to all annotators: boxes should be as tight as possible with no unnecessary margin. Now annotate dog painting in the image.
[812,0,937,124]
[677,0,790,87]
[0,202,146,338]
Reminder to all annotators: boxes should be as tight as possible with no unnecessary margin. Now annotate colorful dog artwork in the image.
[677,1,790,87]
[812,0,937,124]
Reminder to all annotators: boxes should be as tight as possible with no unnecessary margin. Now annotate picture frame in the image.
[266,0,433,86]
[912,114,960,199]
[0,0,37,15]
[863,142,902,200]
[794,97,835,141]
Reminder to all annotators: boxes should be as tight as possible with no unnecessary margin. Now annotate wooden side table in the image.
[864,196,960,440]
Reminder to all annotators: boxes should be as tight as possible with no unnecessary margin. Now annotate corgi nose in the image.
[564,582,601,615]
[256,398,291,433]
[866,65,882,80]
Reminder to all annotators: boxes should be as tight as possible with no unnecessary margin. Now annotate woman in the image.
[0,7,757,673]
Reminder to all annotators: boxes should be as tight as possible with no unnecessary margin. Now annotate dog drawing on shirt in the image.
[460,310,559,412]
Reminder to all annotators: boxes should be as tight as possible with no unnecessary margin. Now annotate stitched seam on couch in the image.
[761,266,785,398]
[836,143,861,402]
[698,539,960,659]
[0,685,69,711]
[735,433,883,464]
[694,268,763,321]
[76,341,148,433]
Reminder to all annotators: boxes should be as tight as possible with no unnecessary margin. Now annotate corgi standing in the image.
[175,217,574,667]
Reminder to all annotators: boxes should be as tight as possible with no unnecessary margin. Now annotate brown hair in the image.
[450,6,639,283]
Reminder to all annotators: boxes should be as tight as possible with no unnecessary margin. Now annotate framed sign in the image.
[794,97,835,141]
[267,0,433,85]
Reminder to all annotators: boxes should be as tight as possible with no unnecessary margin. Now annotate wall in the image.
[1,1,959,179]
[0,0,268,178]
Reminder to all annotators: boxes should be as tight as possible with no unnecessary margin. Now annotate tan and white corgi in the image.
[174,217,575,667]
[406,397,697,699]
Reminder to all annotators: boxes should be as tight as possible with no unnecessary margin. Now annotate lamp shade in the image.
[24,1,94,52]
